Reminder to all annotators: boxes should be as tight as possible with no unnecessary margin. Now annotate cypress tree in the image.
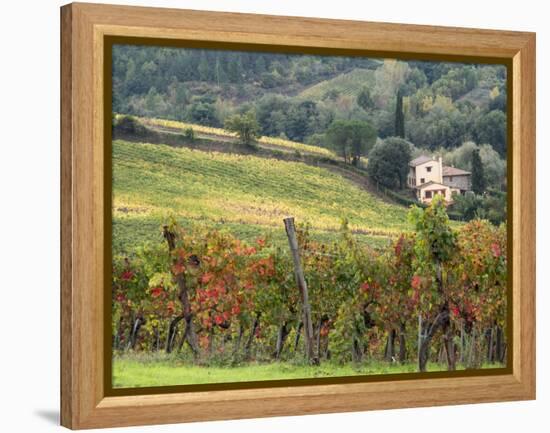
[395,88,405,138]
[471,148,486,194]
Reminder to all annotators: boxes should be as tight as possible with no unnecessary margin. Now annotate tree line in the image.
[113,46,507,157]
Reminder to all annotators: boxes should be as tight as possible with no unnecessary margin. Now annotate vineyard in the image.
[110,45,508,388]
[112,139,410,252]
[112,191,507,386]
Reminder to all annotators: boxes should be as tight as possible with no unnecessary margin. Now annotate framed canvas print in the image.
[60,2,535,429]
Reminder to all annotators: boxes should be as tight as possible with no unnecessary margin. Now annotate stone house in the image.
[407,155,471,204]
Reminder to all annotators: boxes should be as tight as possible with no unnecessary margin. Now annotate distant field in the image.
[138,116,338,159]
[113,353,502,387]
[457,87,492,107]
[112,139,411,253]
[298,68,375,101]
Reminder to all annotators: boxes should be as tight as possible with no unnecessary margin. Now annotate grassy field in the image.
[138,116,338,159]
[298,68,375,101]
[112,214,394,254]
[112,139,411,253]
[112,353,503,388]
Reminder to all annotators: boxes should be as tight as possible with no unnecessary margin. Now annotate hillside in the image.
[298,68,375,101]
[112,45,507,154]
[139,116,337,159]
[112,139,412,253]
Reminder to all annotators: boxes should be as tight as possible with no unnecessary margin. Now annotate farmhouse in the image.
[407,155,471,204]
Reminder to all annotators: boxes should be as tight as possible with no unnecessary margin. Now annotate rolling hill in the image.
[112,139,412,253]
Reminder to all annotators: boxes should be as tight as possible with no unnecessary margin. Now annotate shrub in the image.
[115,115,147,136]
[183,127,195,141]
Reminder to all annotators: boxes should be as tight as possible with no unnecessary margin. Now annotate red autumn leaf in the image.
[197,290,206,303]
[171,262,186,275]
[450,305,460,318]
[214,280,226,294]
[121,270,134,281]
[166,300,175,314]
[151,286,163,298]
[200,272,214,284]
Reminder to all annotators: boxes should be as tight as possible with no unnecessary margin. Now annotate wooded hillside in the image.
[112,45,507,156]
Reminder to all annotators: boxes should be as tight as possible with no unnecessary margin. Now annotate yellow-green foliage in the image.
[298,68,375,100]
[257,136,335,158]
[139,117,337,159]
[142,116,233,137]
[113,140,411,251]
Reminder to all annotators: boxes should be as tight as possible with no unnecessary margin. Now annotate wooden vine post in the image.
[284,217,318,365]
[162,225,200,356]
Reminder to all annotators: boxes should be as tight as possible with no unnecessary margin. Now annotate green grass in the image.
[138,116,338,159]
[113,139,411,253]
[113,214,393,254]
[298,68,375,101]
[112,353,503,388]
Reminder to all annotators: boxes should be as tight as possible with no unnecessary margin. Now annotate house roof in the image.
[442,166,470,176]
[409,155,435,167]
[414,181,449,190]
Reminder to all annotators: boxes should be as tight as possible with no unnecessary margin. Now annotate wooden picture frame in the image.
[60,2,535,429]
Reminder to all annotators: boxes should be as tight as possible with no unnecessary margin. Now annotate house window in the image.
[420,178,425,184]
[425,191,432,199]
[426,166,432,172]
[449,176,453,182]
